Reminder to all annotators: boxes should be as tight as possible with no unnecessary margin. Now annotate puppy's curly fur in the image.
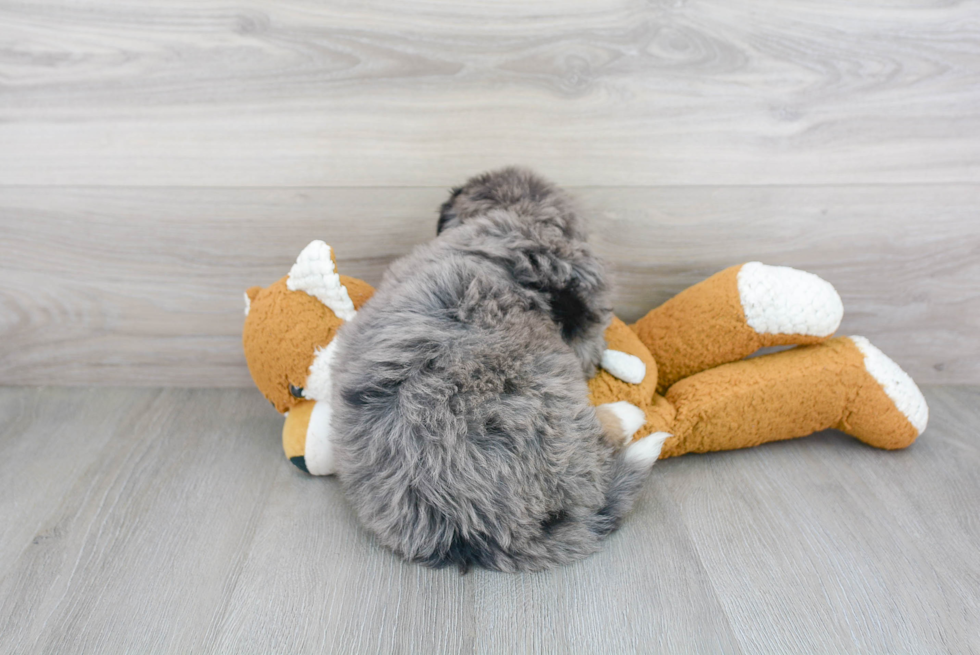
[331,167,653,572]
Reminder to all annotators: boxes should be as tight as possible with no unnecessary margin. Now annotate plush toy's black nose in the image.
[290,456,308,473]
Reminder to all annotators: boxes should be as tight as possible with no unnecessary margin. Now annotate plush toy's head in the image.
[243,240,374,473]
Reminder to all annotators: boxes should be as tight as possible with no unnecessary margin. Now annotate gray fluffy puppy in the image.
[331,167,662,572]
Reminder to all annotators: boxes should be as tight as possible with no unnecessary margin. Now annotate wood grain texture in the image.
[0,388,283,653]
[0,385,977,652]
[2,2,977,651]
[663,386,980,653]
[0,0,978,186]
[1,185,977,386]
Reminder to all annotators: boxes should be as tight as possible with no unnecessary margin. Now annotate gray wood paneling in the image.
[0,385,977,652]
[1,185,977,386]
[1,0,977,384]
[1,0,978,186]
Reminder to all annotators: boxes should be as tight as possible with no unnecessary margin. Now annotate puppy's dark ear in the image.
[548,282,600,343]
[437,186,464,235]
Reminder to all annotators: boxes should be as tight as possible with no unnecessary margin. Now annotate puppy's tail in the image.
[425,433,670,573]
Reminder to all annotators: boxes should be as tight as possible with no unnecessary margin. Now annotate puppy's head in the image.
[437,166,574,235]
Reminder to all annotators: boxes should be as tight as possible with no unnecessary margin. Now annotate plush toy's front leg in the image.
[631,263,844,393]
[658,336,928,458]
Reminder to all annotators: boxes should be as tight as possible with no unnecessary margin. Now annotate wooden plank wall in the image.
[1,0,978,386]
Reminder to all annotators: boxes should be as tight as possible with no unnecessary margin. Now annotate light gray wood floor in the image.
[1,385,977,653]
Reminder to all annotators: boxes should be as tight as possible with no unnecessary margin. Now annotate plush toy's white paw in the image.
[850,336,929,435]
[304,400,336,475]
[601,349,646,384]
[737,262,843,337]
[597,401,647,444]
[625,432,671,469]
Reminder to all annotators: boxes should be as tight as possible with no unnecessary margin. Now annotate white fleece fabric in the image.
[304,339,339,403]
[598,401,648,441]
[737,262,843,337]
[601,349,647,384]
[304,400,336,475]
[625,432,671,468]
[287,240,357,321]
[850,336,929,435]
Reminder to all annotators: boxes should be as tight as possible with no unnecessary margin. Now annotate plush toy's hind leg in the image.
[659,336,928,459]
[631,263,843,393]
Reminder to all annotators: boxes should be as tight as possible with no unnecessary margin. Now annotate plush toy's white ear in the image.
[286,240,357,321]
[243,286,261,317]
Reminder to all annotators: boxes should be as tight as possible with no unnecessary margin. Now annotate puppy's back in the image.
[332,174,651,572]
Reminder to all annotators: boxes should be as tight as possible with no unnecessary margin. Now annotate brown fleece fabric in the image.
[830,338,920,450]
[283,399,316,458]
[637,394,676,440]
[243,275,375,413]
[339,275,376,311]
[588,317,658,409]
[631,264,826,393]
[661,336,919,458]
[245,255,921,468]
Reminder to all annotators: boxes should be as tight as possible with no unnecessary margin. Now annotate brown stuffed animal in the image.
[243,241,928,474]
